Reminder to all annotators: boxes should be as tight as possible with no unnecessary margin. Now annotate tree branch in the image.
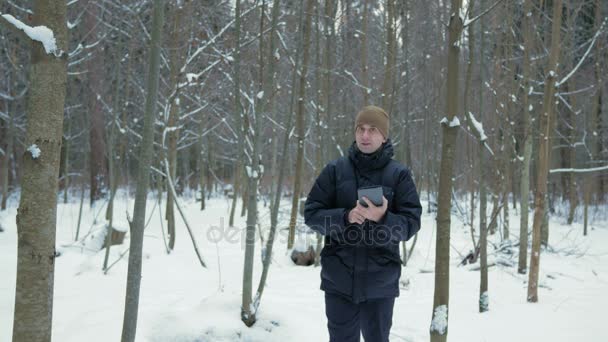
[464,0,506,27]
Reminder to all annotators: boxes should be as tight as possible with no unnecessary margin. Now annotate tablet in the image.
[357,186,383,207]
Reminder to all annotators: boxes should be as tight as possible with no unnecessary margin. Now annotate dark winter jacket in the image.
[304,139,422,303]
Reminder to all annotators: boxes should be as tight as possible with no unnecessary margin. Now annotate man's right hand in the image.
[347,200,367,224]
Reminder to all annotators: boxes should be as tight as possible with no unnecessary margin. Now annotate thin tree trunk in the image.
[324,0,336,159]
[165,1,190,250]
[528,0,562,303]
[11,1,67,340]
[463,0,476,251]
[313,0,324,266]
[242,0,269,327]
[583,177,590,235]
[199,114,206,210]
[592,0,604,201]
[229,0,244,228]
[254,0,283,307]
[541,192,549,247]
[103,34,125,270]
[381,0,396,110]
[430,1,463,340]
[479,137,488,313]
[1,92,13,210]
[120,1,163,340]
[63,112,70,204]
[476,1,490,307]
[87,3,107,205]
[287,0,314,250]
[75,171,86,241]
[502,3,516,242]
[399,0,412,167]
[518,0,534,275]
[361,0,370,104]
[241,177,249,217]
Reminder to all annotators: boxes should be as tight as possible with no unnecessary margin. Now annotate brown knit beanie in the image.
[354,105,389,138]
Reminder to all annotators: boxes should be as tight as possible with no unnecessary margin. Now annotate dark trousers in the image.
[324,292,395,342]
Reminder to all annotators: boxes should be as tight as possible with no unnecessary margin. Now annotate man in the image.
[304,105,422,342]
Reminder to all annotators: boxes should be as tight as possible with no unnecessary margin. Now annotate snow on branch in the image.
[550,165,608,174]
[556,18,607,88]
[181,3,261,73]
[0,13,60,56]
[440,116,461,127]
[466,111,487,141]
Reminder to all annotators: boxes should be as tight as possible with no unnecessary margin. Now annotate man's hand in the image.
[347,196,388,224]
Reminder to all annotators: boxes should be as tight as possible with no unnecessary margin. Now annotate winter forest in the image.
[1,0,607,341]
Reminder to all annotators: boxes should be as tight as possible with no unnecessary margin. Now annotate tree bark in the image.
[528,0,562,303]
[430,1,463,340]
[1,87,13,210]
[120,1,163,340]
[12,1,67,341]
[361,0,370,105]
[518,0,535,275]
[381,0,396,110]
[287,0,314,250]
[253,0,283,309]
[229,0,244,228]
[165,1,191,250]
[87,3,108,205]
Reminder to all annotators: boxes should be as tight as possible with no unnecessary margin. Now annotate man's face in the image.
[355,124,386,154]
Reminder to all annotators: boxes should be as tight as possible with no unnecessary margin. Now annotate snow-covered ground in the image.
[1,190,607,341]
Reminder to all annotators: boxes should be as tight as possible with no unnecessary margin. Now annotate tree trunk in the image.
[229,0,244,228]
[592,0,604,201]
[198,114,206,211]
[1,92,13,210]
[381,0,396,110]
[361,0,370,104]
[528,0,562,303]
[518,0,534,275]
[62,111,71,204]
[242,0,270,327]
[399,0,412,167]
[104,36,124,271]
[313,1,324,266]
[253,0,283,309]
[165,1,190,250]
[287,0,313,250]
[120,1,163,340]
[87,3,108,205]
[12,1,67,341]
[479,136,488,313]
[463,0,476,250]
[430,1,463,340]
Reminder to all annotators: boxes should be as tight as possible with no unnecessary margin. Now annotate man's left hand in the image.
[361,196,388,222]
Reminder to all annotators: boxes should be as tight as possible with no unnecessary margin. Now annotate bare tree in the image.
[381,0,397,110]
[120,0,164,340]
[518,0,536,275]
[229,0,244,228]
[86,3,108,205]
[287,0,314,250]
[430,0,464,340]
[252,0,282,313]
[528,0,563,303]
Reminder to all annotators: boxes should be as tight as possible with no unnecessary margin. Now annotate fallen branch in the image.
[163,158,207,268]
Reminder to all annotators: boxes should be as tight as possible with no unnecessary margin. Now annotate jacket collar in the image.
[348,139,394,172]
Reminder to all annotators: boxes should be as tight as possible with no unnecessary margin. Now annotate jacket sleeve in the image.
[304,163,349,236]
[374,168,422,243]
